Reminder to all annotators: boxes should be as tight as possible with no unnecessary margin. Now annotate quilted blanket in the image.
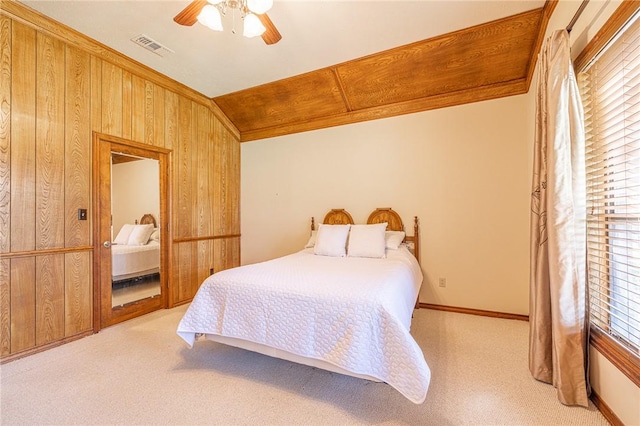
[177,246,430,403]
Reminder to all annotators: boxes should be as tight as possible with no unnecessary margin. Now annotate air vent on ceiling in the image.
[131,34,174,57]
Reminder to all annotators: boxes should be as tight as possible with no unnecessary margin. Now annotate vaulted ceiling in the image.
[19,1,555,142]
[216,6,554,141]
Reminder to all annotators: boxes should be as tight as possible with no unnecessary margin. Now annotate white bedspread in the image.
[177,246,430,403]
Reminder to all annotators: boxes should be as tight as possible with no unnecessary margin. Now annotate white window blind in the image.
[579,12,640,355]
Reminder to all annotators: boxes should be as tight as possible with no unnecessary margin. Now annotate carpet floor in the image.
[0,305,609,425]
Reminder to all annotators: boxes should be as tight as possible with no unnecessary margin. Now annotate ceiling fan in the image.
[174,0,282,45]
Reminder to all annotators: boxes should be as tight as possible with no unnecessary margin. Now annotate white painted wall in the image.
[241,92,535,315]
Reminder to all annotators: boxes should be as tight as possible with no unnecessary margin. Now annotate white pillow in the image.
[348,223,387,258]
[127,224,154,246]
[149,228,160,242]
[314,224,350,257]
[385,231,406,249]
[304,230,318,248]
[114,224,135,245]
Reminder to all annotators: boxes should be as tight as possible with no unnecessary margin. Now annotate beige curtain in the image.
[529,29,590,407]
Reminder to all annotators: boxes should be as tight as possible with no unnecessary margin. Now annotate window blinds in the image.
[580,13,640,355]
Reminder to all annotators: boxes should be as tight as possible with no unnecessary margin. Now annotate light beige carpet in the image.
[1,306,609,425]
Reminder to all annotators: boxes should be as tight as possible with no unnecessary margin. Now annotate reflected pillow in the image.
[385,231,406,250]
[114,224,135,245]
[127,224,154,246]
[347,223,387,258]
[149,228,160,242]
[314,224,350,257]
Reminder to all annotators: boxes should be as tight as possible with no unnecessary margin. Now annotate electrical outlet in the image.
[439,278,447,287]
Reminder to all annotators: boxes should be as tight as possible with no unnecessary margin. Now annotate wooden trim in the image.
[574,1,640,72]
[331,67,352,112]
[0,246,92,259]
[93,132,171,156]
[525,0,558,89]
[0,0,240,140]
[590,326,640,388]
[238,78,528,142]
[0,330,93,364]
[419,303,530,322]
[172,234,241,244]
[92,132,172,330]
[590,388,624,426]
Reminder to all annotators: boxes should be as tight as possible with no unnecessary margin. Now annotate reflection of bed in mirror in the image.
[111,214,160,283]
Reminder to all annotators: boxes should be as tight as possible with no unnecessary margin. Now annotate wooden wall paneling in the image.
[0,16,10,255]
[144,80,154,145]
[10,21,36,253]
[197,240,212,286]
[64,251,92,335]
[10,257,35,353]
[0,259,10,355]
[213,237,240,273]
[131,73,144,143]
[174,96,194,301]
[35,253,64,345]
[122,70,132,140]
[153,85,165,148]
[164,91,178,303]
[0,2,242,142]
[101,61,122,137]
[189,102,199,296]
[90,56,102,134]
[164,91,177,151]
[35,32,65,250]
[176,96,192,240]
[212,119,225,236]
[196,105,211,234]
[213,238,226,274]
[229,129,240,235]
[196,104,212,283]
[213,121,240,235]
[64,45,91,248]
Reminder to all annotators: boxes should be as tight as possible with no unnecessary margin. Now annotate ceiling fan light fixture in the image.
[197,4,223,31]
[243,12,266,38]
[247,0,273,15]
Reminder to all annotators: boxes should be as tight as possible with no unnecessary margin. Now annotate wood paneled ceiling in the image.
[215,4,555,142]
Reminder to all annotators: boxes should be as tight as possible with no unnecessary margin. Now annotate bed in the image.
[111,214,160,283]
[177,208,430,403]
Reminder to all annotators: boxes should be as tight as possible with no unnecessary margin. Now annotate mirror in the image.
[110,152,161,308]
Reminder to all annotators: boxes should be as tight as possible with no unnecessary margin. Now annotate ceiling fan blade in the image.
[174,0,207,26]
[259,14,282,45]
[175,1,282,44]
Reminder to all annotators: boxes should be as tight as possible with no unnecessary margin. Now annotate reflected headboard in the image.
[139,213,157,228]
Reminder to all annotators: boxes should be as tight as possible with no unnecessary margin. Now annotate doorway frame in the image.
[92,132,172,332]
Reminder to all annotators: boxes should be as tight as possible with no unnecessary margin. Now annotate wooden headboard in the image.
[311,208,354,231]
[367,208,420,263]
[310,208,420,263]
[139,213,157,228]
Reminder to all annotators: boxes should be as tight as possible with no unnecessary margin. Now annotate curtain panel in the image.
[529,29,590,407]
